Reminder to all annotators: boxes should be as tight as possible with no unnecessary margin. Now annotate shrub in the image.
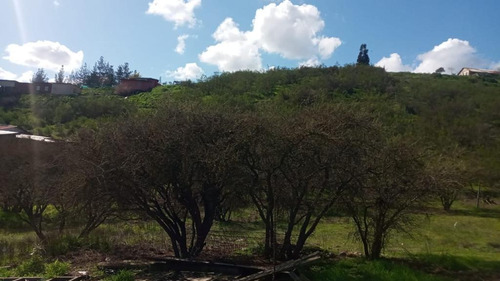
[104,270,135,281]
[44,260,70,278]
[14,255,45,276]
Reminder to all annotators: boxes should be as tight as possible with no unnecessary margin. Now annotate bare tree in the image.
[0,138,64,242]
[239,106,380,260]
[74,106,243,258]
[342,139,432,259]
[427,150,468,211]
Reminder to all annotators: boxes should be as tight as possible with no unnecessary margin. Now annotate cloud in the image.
[199,18,262,72]
[53,0,60,6]
[175,35,189,54]
[413,38,485,74]
[146,0,201,28]
[167,62,204,80]
[0,67,18,80]
[299,57,320,67]
[492,61,500,71]
[252,0,341,60]
[375,53,412,72]
[377,38,495,74]
[17,71,34,82]
[3,40,83,72]
[199,0,340,72]
[0,67,33,82]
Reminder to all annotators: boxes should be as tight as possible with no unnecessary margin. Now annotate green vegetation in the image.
[305,258,444,281]
[102,270,135,281]
[1,65,499,279]
[0,256,70,278]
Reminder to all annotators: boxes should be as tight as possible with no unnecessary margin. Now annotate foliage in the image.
[237,105,385,260]
[0,138,66,241]
[103,270,135,281]
[342,138,433,259]
[357,44,370,65]
[32,68,49,83]
[0,257,70,278]
[5,93,135,139]
[55,65,65,83]
[2,64,500,262]
[72,105,245,258]
[13,255,45,276]
[44,259,70,278]
[68,57,136,87]
[305,258,445,281]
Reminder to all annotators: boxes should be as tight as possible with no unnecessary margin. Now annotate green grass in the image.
[308,200,500,262]
[304,258,446,281]
[0,199,498,280]
[43,260,71,278]
[102,270,135,281]
[0,257,70,278]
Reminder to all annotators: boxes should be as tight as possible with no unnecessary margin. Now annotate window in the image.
[36,86,40,91]
[44,86,49,91]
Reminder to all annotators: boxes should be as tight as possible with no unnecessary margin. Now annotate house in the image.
[115,78,160,96]
[51,83,81,95]
[458,67,500,76]
[0,79,81,96]
[31,82,52,94]
[0,80,28,95]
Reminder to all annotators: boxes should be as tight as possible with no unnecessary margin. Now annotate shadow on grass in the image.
[448,207,500,219]
[410,253,500,272]
[304,254,500,281]
[304,258,445,281]
[421,206,500,219]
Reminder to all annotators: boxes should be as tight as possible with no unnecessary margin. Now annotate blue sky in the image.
[1,0,499,82]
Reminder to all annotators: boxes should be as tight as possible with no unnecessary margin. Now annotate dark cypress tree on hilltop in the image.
[357,44,370,65]
[32,68,49,83]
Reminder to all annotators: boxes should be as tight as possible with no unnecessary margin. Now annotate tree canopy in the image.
[357,44,370,65]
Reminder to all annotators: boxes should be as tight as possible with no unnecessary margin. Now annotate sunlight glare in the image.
[12,0,28,43]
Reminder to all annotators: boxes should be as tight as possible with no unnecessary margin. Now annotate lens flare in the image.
[12,0,28,43]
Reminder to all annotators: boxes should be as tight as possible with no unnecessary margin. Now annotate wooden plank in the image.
[234,252,321,281]
[99,258,262,276]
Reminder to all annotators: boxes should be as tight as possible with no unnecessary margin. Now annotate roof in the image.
[16,134,55,142]
[120,77,159,82]
[458,67,500,75]
[0,125,26,135]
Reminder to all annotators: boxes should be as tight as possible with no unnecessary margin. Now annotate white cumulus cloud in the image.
[252,0,341,60]
[299,57,320,67]
[375,53,412,72]
[3,40,83,72]
[413,38,484,74]
[199,18,262,72]
[492,61,500,71]
[175,34,189,54]
[146,0,201,28]
[199,0,340,72]
[377,38,495,74]
[18,71,34,82]
[0,67,18,80]
[167,62,204,80]
[0,68,34,82]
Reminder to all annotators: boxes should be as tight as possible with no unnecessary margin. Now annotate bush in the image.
[44,260,70,278]
[45,235,81,257]
[104,270,135,281]
[14,255,45,276]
